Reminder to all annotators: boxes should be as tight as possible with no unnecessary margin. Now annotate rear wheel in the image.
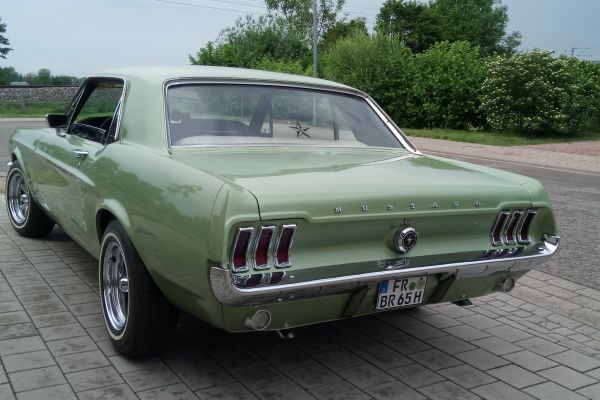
[100,220,178,357]
[6,161,55,238]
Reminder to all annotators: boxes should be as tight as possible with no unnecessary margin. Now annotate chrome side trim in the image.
[210,235,560,306]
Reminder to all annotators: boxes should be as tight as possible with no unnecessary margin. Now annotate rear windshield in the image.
[166,84,403,149]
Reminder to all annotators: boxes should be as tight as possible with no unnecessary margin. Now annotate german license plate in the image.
[376,276,427,310]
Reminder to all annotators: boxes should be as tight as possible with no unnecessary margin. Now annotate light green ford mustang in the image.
[5,66,559,356]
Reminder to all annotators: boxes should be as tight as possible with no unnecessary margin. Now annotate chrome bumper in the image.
[210,234,560,306]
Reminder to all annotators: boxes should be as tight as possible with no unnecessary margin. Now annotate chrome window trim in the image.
[364,96,420,154]
[274,224,296,269]
[109,80,128,143]
[65,76,128,144]
[230,227,255,273]
[252,226,276,271]
[162,79,420,155]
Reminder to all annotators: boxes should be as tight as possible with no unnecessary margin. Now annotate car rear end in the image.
[208,180,559,332]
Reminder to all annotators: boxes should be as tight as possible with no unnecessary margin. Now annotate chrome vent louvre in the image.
[491,209,537,246]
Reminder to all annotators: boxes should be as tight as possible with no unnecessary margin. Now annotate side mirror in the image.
[46,114,67,128]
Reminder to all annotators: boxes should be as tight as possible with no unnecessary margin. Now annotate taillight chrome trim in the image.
[491,208,537,247]
[252,226,276,271]
[274,224,296,269]
[230,227,254,273]
[491,210,511,246]
[517,209,537,244]
[504,209,524,245]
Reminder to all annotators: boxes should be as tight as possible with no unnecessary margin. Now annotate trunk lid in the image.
[174,147,532,220]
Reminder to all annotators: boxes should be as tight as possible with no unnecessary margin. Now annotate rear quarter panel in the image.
[84,142,236,325]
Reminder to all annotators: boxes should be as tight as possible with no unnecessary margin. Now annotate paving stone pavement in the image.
[1,200,600,400]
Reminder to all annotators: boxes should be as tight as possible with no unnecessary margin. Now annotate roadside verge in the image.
[410,136,600,175]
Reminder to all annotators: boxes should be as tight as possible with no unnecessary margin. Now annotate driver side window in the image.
[70,80,124,143]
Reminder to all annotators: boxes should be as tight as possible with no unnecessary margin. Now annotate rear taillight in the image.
[275,225,296,268]
[491,208,536,246]
[231,228,253,272]
[254,226,275,270]
[230,224,296,272]
[517,210,537,244]
[505,210,524,245]
[491,210,510,246]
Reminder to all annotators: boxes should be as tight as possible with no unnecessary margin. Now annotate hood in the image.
[174,147,533,220]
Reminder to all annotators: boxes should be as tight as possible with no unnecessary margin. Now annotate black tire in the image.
[99,220,178,357]
[5,161,55,238]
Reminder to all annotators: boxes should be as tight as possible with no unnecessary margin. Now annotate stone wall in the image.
[0,86,79,105]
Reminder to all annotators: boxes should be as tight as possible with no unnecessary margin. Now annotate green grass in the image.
[0,103,69,118]
[403,127,600,146]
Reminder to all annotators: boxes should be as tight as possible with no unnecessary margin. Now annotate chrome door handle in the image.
[73,149,89,159]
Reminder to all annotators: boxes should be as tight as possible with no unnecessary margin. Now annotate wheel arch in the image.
[95,201,133,242]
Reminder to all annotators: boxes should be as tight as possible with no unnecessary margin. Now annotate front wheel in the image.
[100,220,178,357]
[6,161,55,238]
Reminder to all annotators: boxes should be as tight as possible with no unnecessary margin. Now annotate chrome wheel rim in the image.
[7,171,30,226]
[102,239,129,334]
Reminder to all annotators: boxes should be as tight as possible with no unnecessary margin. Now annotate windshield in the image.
[166,84,403,149]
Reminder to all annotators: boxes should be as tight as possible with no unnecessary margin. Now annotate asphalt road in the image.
[0,119,46,172]
[429,152,600,290]
[2,120,599,289]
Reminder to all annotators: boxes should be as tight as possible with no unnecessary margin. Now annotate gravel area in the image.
[410,137,600,175]
[519,141,600,157]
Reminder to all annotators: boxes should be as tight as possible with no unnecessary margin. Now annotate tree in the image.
[0,17,12,59]
[430,0,520,56]
[36,68,52,85]
[320,18,367,51]
[265,0,345,37]
[322,33,414,126]
[190,15,311,69]
[481,51,596,134]
[52,75,81,85]
[410,41,485,129]
[375,0,442,53]
[253,57,312,76]
[0,66,22,84]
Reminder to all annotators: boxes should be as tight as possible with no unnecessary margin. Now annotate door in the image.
[34,78,124,248]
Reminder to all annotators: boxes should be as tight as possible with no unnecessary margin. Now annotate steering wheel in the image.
[100,117,113,131]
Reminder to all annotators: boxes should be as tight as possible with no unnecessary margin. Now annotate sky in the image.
[1,0,599,77]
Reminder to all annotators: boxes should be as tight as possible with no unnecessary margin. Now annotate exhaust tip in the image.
[245,309,271,331]
[498,277,516,293]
